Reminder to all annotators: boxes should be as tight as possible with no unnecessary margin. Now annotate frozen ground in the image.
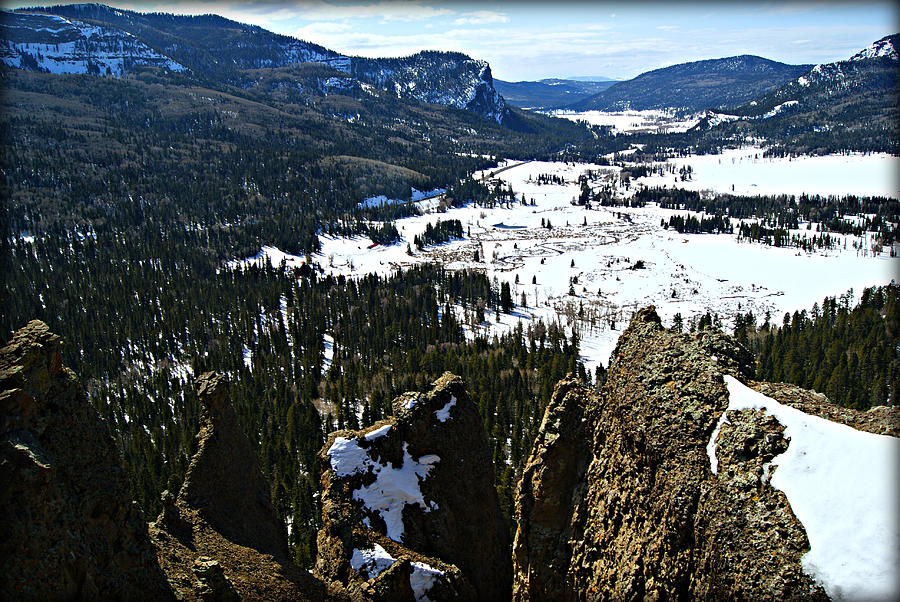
[543,109,702,134]
[633,146,900,198]
[232,154,898,374]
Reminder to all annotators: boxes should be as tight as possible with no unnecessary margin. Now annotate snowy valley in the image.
[235,147,899,378]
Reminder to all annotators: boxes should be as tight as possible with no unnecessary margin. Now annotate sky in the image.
[4,1,898,80]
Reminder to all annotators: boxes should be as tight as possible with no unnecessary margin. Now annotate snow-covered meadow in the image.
[542,108,702,134]
[233,152,897,375]
[634,146,900,198]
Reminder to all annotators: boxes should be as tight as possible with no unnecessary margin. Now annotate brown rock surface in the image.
[0,320,174,600]
[512,376,591,602]
[512,307,831,601]
[176,371,288,560]
[150,371,340,601]
[316,372,510,601]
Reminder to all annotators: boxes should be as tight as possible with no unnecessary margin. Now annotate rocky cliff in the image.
[150,371,339,601]
[0,321,173,599]
[513,306,898,601]
[316,372,511,601]
[4,316,896,600]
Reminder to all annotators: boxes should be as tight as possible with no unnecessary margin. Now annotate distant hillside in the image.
[694,34,899,154]
[4,4,509,122]
[494,78,617,109]
[570,55,813,112]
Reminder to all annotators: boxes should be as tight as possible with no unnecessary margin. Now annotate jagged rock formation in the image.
[316,372,511,601]
[512,307,832,601]
[0,320,174,600]
[511,377,592,601]
[150,371,339,601]
[176,372,288,559]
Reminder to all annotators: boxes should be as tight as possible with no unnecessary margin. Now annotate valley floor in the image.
[234,150,899,377]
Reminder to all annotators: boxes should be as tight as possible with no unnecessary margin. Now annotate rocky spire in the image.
[0,320,174,599]
[316,372,512,601]
[175,371,289,560]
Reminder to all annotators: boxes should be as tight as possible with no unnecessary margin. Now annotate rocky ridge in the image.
[513,307,835,600]
[0,320,173,599]
[3,317,897,600]
[316,372,511,601]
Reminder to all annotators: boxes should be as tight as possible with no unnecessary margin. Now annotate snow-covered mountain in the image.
[351,51,507,123]
[0,11,186,75]
[3,4,508,123]
[850,33,899,61]
[692,34,898,153]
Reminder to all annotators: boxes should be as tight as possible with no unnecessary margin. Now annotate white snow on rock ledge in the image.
[326,437,440,542]
[434,396,457,422]
[350,543,445,601]
[708,376,899,600]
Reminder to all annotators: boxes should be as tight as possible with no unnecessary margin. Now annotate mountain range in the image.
[569,55,814,112]
[693,34,899,153]
[1,4,509,123]
[494,78,618,109]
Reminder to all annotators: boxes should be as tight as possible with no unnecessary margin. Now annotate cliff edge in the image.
[513,306,898,600]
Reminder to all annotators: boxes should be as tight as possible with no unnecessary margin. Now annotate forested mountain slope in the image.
[692,34,900,154]
[6,4,509,122]
[569,55,812,111]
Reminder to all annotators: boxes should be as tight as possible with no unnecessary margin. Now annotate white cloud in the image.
[453,10,508,25]
[293,20,353,40]
[280,0,454,22]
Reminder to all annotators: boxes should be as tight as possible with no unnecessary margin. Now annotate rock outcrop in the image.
[511,377,592,602]
[176,372,288,560]
[150,371,339,601]
[0,320,174,600]
[316,372,511,601]
[512,307,831,601]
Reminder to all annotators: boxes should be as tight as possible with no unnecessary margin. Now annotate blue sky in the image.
[5,1,898,80]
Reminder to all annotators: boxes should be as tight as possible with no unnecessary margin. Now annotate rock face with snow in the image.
[351,52,508,124]
[0,320,174,600]
[0,11,187,76]
[7,4,508,123]
[316,372,511,601]
[514,306,877,600]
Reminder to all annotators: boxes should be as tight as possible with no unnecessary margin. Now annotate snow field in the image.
[543,109,702,134]
[633,146,900,198]
[233,153,897,374]
[709,376,899,601]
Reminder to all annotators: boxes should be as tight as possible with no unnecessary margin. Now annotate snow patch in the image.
[326,436,440,543]
[350,543,396,579]
[710,376,899,601]
[364,424,392,441]
[434,396,456,422]
[410,561,445,601]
